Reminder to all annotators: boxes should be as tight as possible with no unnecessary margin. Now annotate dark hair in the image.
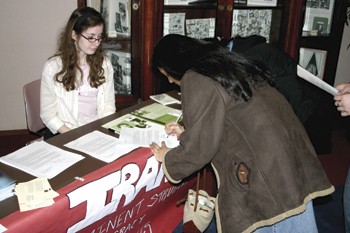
[152,34,274,101]
[53,7,106,91]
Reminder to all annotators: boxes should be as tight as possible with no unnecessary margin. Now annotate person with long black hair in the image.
[150,34,334,233]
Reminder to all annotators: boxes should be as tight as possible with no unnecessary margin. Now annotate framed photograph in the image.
[302,0,334,36]
[163,13,186,36]
[299,47,327,80]
[105,50,132,95]
[101,0,131,37]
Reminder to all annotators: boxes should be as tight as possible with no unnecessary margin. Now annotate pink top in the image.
[78,64,98,124]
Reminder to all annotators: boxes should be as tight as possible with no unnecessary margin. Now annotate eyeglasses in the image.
[81,34,104,43]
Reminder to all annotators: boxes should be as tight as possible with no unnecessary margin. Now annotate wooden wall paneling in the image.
[216,0,234,38]
[281,0,305,59]
[140,0,158,100]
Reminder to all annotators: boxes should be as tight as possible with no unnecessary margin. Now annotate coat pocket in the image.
[228,155,251,191]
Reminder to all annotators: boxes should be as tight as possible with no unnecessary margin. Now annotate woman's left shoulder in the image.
[184,70,213,84]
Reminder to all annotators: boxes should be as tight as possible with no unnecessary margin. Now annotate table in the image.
[0,92,198,233]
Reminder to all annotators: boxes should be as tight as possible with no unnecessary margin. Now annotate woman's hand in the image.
[57,124,71,134]
[334,83,350,117]
[165,122,184,137]
[150,141,170,162]
[334,94,350,117]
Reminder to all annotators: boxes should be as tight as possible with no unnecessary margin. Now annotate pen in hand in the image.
[175,113,182,123]
[167,114,182,138]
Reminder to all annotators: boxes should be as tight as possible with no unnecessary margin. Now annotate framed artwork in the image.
[231,9,272,42]
[105,50,132,95]
[101,0,131,37]
[186,18,216,39]
[299,47,327,80]
[302,0,335,36]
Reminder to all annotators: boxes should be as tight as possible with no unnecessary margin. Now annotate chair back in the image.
[23,79,46,134]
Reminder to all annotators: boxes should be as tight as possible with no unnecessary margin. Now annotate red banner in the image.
[0,148,196,233]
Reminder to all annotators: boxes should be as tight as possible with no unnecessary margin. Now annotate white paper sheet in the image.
[64,130,139,163]
[119,127,180,148]
[0,141,84,179]
[297,65,338,96]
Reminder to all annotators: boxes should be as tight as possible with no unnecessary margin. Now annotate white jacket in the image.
[40,56,116,134]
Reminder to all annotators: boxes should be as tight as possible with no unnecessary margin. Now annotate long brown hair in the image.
[52,7,106,91]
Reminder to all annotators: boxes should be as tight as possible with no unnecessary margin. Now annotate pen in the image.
[175,113,182,123]
[167,114,182,138]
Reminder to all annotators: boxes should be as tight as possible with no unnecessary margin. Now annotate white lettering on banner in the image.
[92,209,147,233]
[66,156,162,233]
[148,184,185,207]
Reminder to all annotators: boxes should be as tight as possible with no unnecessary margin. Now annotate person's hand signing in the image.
[150,121,185,162]
[165,121,185,137]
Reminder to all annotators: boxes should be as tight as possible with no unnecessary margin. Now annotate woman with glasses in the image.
[40,7,115,135]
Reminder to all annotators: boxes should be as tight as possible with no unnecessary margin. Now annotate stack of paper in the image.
[150,93,181,105]
[15,178,59,212]
[0,172,16,201]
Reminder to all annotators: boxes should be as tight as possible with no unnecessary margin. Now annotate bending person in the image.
[150,34,334,233]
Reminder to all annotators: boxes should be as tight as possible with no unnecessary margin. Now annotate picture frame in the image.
[302,0,335,36]
[105,49,132,95]
[101,0,131,37]
[231,9,272,42]
[299,47,327,80]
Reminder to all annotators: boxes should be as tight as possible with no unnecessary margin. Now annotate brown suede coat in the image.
[162,70,334,233]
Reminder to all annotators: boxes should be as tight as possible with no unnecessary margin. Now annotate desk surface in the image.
[0,91,184,220]
[0,103,132,218]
